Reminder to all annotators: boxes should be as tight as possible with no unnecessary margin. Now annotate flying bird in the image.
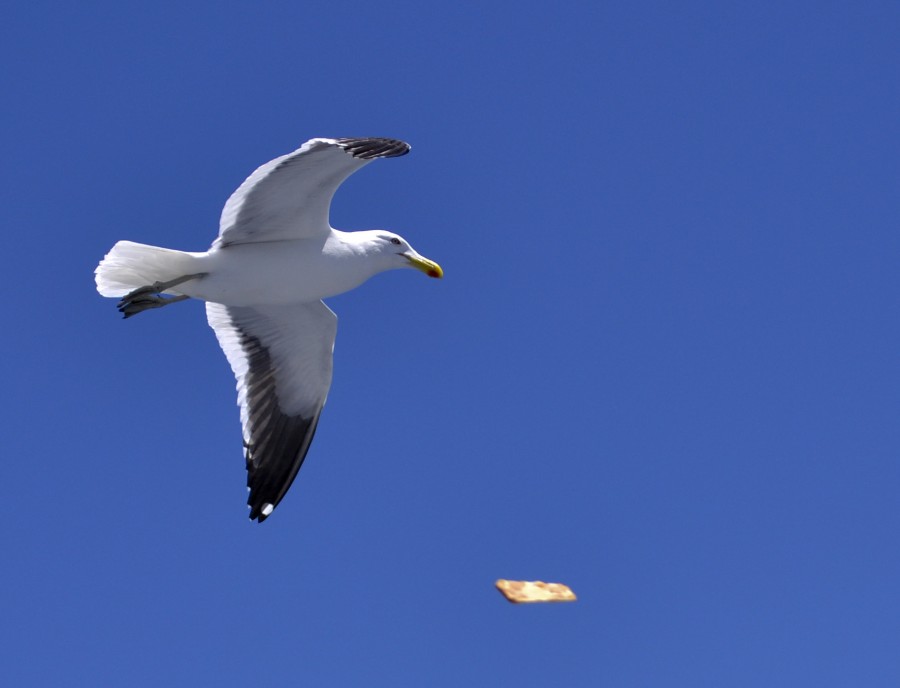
[95,137,442,522]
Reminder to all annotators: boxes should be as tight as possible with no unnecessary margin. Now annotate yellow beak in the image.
[404,253,444,279]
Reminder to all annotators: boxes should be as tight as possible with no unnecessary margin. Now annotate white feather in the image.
[94,241,200,297]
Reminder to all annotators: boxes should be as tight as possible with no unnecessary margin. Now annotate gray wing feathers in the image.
[214,137,410,248]
[206,301,338,521]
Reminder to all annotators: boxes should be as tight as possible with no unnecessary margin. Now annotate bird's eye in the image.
[390,238,402,245]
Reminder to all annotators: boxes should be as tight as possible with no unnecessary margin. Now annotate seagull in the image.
[95,137,442,522]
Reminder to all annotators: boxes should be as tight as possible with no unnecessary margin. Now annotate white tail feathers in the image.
[95,241,199,297]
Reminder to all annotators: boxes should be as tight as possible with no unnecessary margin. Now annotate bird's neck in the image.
[326,230,394,280]
[330,229,388,262]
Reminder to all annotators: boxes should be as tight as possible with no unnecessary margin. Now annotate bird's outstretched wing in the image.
[206,300,337,522]
[213,137,410,248]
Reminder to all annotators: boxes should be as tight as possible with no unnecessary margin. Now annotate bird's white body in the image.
[175,231,399,306]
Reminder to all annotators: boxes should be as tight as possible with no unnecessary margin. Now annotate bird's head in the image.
[372,231,443,279]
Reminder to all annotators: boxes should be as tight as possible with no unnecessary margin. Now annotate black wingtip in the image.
[248,503,269,523]
[248,496,276,523]
[334,137,411,160]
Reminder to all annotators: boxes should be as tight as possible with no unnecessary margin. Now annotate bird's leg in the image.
[117,273,208,319]
[118,293,190,318]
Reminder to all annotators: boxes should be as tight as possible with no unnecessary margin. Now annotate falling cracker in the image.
[495,579,577,604]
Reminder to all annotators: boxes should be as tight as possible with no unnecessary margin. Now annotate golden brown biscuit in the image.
[495,579,577,603]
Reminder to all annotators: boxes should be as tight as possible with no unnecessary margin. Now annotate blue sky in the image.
[3,1,899,685]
